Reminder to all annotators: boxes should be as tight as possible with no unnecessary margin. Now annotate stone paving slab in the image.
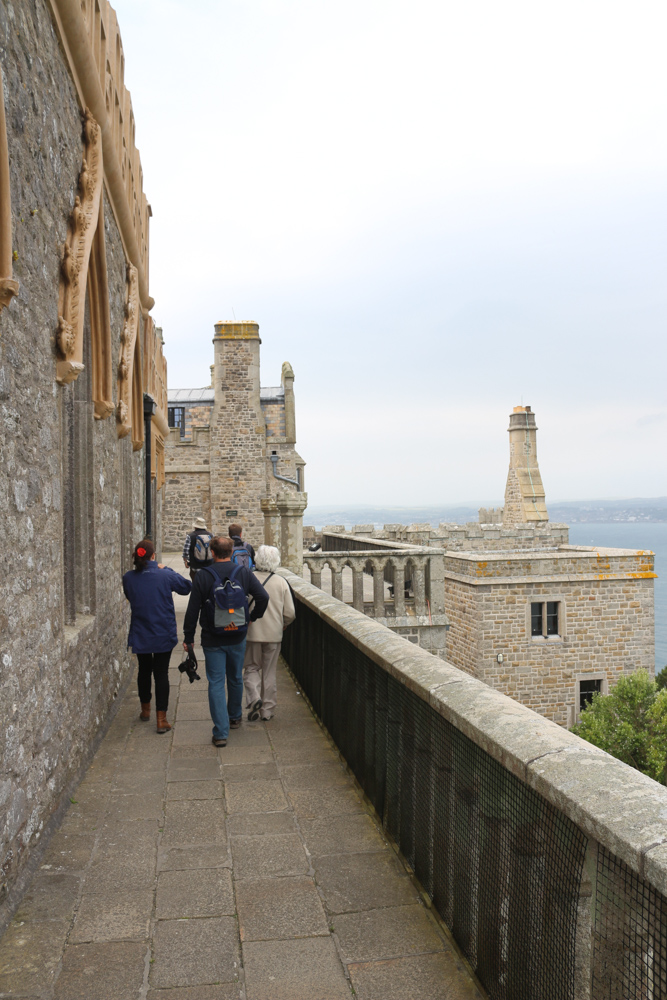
[242,937,351,1000]
[0,598,483,999]
[69,889,154,944]
[236,876,330,941]
[147,987,240,1000]
[348,951,484,999]
[150,917,240,989]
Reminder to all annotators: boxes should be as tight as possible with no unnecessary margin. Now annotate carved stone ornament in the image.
[116,262,139,439]
[0,64,18,317]
[55,108,103,384]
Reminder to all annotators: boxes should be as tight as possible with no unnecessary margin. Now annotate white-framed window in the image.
[530,600,563,640]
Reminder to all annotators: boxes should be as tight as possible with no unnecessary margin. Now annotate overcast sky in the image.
[113,0,667,507]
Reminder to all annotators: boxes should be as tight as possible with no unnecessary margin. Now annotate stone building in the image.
[308,405,656,727]
[0,0,166,921]
[164,320,307,570]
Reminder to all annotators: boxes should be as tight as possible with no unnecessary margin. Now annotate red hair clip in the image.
[136,547,146,557]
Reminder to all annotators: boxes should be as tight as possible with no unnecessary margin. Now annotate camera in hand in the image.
[178,647,201,684]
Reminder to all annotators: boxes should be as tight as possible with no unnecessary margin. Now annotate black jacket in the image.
[183,560,269,647]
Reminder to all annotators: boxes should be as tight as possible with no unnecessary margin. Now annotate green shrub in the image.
[571,670,667,784]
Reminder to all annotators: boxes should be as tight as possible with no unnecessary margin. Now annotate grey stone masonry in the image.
[0,0,157,927]
[209,322,266,543]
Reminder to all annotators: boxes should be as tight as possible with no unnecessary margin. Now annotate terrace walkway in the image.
[0,572,482,999]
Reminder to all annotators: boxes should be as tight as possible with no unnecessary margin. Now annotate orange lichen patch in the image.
[594,572,657,580]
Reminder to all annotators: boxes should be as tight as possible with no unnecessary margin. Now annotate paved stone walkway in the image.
[0,593,482,998]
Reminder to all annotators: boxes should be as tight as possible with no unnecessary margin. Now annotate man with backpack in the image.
[182,535,269,747]
[228,522,255,570]
[183,517,214,580]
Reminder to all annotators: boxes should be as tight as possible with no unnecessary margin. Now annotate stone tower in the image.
[502,405,549,524]
[209,321,266,542]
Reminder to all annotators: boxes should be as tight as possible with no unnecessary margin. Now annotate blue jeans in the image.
[203,640,246,740]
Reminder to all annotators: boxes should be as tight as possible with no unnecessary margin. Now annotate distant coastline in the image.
[305,496,667,529]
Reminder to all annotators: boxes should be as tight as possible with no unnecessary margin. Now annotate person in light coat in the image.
[244,545,295,721]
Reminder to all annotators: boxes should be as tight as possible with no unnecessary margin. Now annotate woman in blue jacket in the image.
[122,539,192,733]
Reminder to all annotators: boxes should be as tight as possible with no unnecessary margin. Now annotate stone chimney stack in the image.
[502,405,549,525]
[281,361,296,444]
[209,321,266,542]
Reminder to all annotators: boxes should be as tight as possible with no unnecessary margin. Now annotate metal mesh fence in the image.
[282,600,588,1000]
[593,845,667,1000]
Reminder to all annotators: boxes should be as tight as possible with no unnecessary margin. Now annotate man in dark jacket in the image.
[183,535,268,747]
[183,516,213,580]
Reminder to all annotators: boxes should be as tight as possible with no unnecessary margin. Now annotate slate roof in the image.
[260,386,284,402]
[167,386,284,404]
[168,388,214,403]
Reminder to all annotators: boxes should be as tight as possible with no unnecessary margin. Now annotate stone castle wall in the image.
[0,0,162,924]
[163,427,211,547]
[263,399,286,438]
[181,403,212,441]
[164,334,305,553]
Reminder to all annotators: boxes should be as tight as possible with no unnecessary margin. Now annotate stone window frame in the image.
[568,674,608,726]
[526,596,567,642]
[168,405,186,437]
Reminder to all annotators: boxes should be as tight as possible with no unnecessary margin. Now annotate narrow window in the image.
[168,405,185,437]
[62,301,96,623]
[531,602,543,636]
[546,601,559,636]
[579,678,602,714]
[531,600,561,638]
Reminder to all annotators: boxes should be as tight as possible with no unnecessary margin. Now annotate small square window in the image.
[579,678,602,714]
[531,600,561,638]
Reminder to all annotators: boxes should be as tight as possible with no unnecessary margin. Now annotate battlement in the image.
[313,520,571,552]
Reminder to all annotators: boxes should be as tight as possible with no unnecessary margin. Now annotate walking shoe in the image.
[247,699,262,722]
[261,715,273,722]
[212,736,227,747]
[229,717,242,729]
[139,702,151,722]
[156,711,171,734]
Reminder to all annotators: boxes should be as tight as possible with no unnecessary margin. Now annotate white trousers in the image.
[243,641,281,719]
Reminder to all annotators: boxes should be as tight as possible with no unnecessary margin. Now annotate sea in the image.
[567,523,666,672]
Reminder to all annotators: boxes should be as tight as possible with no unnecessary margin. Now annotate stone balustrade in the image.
[303,547,445,619]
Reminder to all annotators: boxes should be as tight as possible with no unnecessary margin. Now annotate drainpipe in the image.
[270,451,300,488]
[144,394,156,538]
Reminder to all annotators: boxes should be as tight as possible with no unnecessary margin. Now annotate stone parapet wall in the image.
[444,546,655,583]
[281,568,667,900]
[381,520,569,551]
